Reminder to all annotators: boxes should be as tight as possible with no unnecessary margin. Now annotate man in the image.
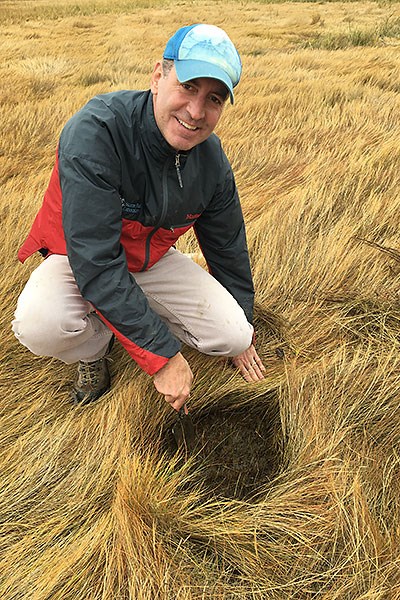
[12,24,265,412]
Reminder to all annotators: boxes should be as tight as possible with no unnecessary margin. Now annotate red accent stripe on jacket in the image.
[18,153,67,263]
[96,311,169,375]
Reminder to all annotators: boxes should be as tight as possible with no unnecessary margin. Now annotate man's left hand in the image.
[231,344,266,382]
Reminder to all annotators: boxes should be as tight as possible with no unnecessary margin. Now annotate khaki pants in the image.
[12,249,253,365]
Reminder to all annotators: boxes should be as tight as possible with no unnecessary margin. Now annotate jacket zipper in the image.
[175,153,183,189]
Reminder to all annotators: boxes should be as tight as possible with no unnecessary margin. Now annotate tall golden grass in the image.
[1,1,400,598]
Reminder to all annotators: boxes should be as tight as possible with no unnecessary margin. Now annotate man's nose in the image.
[187,96,206,121]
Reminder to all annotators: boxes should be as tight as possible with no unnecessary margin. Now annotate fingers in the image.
[165,394,190,412]
[252,353,266,374]
[164,384,190,411]
[163,371,191,411]
[238,359,265,382]
[153,353,193,412]
[232,345,266,382]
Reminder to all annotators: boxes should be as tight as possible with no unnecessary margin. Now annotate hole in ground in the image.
[165,398,283,500]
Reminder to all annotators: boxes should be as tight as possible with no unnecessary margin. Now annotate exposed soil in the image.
[165,402,282,500]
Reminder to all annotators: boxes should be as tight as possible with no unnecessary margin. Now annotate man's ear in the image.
[150,61,163,95]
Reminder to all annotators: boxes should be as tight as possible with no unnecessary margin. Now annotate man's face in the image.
[151,63,228,152]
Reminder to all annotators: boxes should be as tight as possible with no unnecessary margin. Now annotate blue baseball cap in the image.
[163,24,242,104]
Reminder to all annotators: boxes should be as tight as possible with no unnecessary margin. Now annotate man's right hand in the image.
[153,352,193,411]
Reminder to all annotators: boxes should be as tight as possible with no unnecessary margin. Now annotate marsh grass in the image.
[304,16,400,49]
[1,0,400,598]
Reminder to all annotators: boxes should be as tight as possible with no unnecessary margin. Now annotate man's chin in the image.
[167,127,208,152]
[170,140,197,152]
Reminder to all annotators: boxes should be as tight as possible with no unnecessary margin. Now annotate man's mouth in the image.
[176,117,198,131]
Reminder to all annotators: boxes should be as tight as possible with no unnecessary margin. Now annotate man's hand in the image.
[153,352,193,411]
[231,344,266,382]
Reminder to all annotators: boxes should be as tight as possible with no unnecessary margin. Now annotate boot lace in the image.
[78,360,104,385]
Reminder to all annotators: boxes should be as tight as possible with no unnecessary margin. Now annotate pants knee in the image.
[12,312,64,357]
[12,306,110,363]
[198,324,253,358]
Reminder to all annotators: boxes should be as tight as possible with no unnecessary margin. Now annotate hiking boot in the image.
[71,336,114,405]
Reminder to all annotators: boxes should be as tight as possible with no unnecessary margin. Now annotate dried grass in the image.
[1,0,400,598]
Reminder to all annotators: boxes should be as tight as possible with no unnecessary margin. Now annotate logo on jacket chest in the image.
[186,213,201,220]
[121,198,141,216]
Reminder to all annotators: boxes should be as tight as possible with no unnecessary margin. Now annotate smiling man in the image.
[12,24,265,410]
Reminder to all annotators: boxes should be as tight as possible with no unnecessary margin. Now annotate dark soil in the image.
[165,403,282,500]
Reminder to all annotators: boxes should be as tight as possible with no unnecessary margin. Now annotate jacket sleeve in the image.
[194,148,255,324]
[58,101,180,375]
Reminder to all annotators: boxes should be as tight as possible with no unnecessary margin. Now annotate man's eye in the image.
[210,95,222,105]
[182,83,193,91]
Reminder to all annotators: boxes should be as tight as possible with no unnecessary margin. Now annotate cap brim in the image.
[174,59,235,104]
